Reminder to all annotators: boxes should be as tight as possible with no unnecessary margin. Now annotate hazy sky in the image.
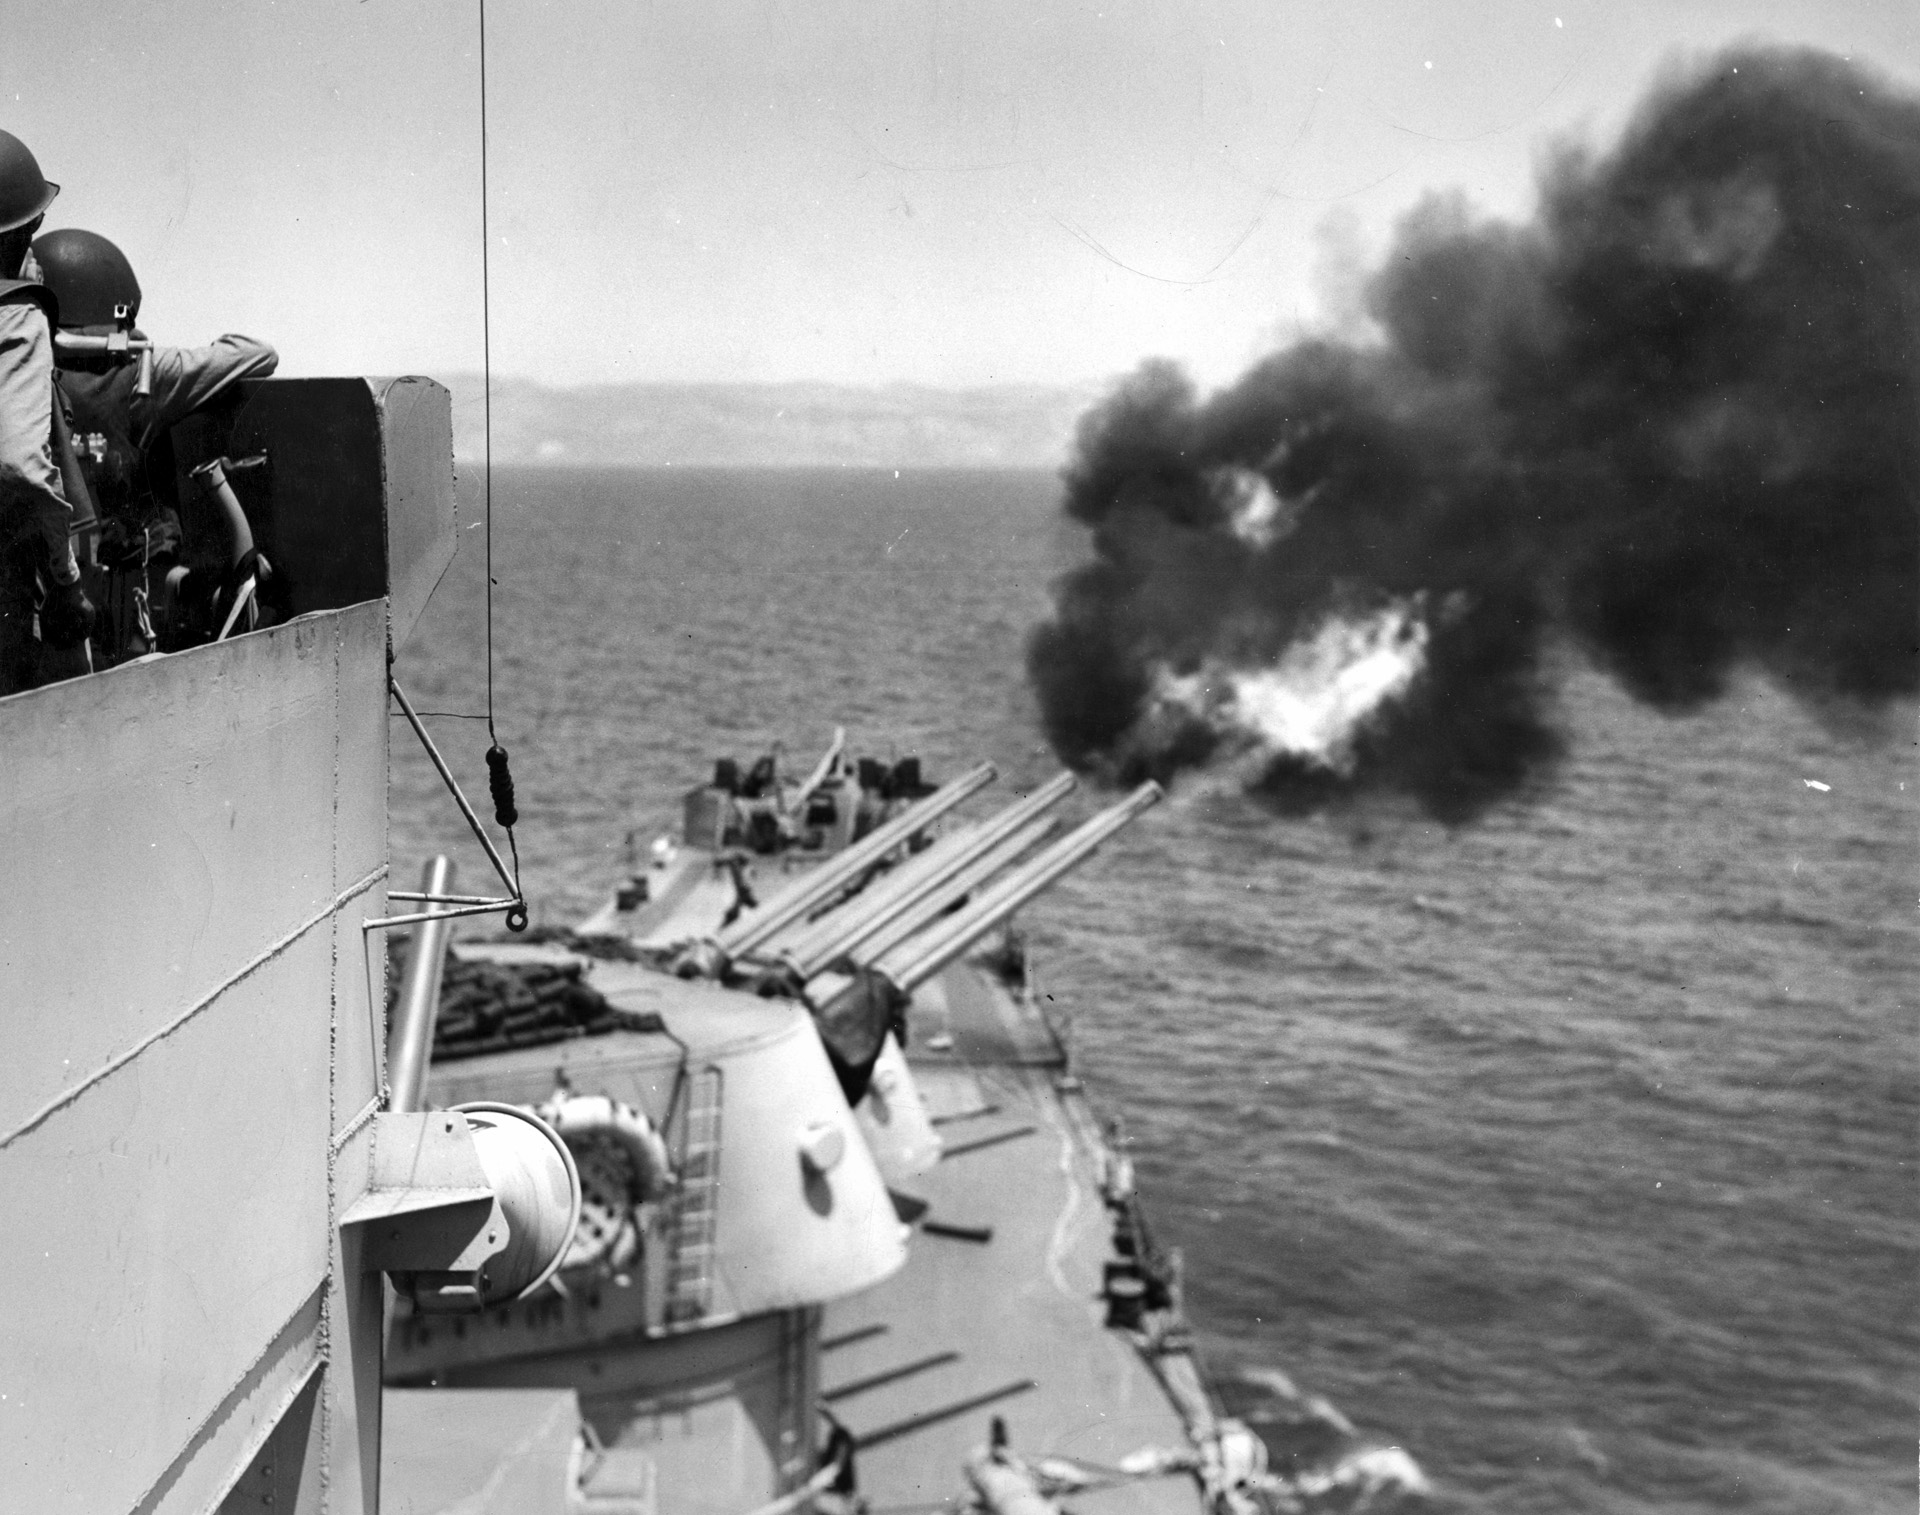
[10,1,1916,390]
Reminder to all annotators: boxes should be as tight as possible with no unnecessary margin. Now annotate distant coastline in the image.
[438,374,1107,470]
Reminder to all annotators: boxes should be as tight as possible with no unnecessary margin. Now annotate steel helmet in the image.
[32,228,140,327]
[0,131,58,234]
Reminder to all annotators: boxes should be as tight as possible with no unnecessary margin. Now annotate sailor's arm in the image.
[131,334,279,438]
[0,300,79,583]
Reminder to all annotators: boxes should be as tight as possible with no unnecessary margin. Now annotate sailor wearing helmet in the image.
[34,226,277,663]
[0,129,93,694]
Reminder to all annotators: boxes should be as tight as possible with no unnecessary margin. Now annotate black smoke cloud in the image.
[1028,47,1919,823]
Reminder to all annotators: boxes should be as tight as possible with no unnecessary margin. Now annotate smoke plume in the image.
[1028,47,1919,822]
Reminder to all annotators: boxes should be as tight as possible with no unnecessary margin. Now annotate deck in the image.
[820,969,1206,1513]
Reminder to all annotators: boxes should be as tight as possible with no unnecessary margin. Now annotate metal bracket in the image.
[378,675,527,932]
[363,899,522,932]
[340,1110,509,1312]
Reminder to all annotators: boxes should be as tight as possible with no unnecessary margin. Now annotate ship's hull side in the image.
[0,375,458,1515]
[0,605,391,1515]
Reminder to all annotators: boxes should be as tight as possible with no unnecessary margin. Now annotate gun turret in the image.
[676,759,996,977]
[804,782,1162,1100]
[773,771,1077,980]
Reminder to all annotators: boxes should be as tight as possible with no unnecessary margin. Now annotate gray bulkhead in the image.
[0,377,455,1514]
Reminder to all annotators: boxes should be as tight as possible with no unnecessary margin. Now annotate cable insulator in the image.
[486,743,518,828]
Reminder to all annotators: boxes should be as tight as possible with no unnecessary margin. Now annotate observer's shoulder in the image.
[0,290,53,350]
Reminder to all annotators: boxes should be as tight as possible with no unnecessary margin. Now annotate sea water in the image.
[391,466,1915,1514]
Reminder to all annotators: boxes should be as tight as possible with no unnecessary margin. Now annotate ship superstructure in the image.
[0,377,585,1514]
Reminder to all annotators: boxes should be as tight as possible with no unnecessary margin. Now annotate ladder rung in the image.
[662,1070,723,1329]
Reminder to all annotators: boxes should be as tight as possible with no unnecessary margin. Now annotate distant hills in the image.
[436,374,1107,469]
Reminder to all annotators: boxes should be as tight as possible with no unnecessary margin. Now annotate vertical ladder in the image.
[664,1066,723,1325]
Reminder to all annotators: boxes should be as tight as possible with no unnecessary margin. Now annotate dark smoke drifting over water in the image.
[1028,48,1919,823]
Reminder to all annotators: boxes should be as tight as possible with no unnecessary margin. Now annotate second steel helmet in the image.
[0,131,58,234]
[32,228,141,327]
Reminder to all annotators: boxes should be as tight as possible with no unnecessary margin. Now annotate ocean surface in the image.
[391,466,1915,1514]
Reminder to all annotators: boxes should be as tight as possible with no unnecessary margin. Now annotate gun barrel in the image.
[872,781,1161,994]
[807,813,1062,978]
[784,726,847,816]
[756,818,976,960]
[779,772,1076,977]
[387,855,456,1114]
[714,759,996,959]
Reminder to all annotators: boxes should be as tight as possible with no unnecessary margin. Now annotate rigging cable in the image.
[479,0,495,742]
[371,0,526,938]
[477,0,524,917]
